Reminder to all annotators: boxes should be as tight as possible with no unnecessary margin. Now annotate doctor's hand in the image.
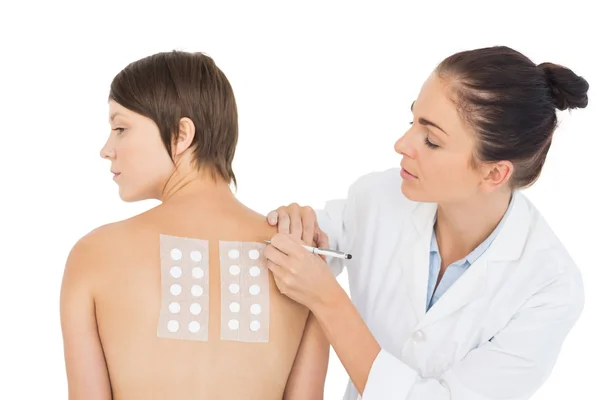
[264,233,340,310]
[266,203,329,248]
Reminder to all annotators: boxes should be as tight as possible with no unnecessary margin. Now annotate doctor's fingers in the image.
[264,242,291,269]
[300,206,318,246]
[267,210,278,225]
[266,260,307,304]
[269,233,312,261]
[266,260,290,294]
[273,203,318,244]
[267,203,300,235]
[273,207,291,234]
[288,203,305,241]
[267,203,308,240]
[265,258,285,280]
[315,227,329,249]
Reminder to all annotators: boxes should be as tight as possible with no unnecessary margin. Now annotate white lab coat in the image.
[316,168,584,400]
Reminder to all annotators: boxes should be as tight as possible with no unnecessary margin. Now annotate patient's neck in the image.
[160,167,236,205]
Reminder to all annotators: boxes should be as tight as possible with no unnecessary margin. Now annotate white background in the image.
[1,0,597,398]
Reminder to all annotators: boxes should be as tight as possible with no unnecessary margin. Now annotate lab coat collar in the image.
[406,192,531,329]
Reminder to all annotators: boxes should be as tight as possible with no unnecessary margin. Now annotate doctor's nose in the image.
[394,131,416,159]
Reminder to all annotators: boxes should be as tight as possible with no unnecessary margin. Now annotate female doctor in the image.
[263,45,589,400]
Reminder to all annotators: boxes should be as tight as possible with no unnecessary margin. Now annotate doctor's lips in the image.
[400,166,418,180]
[111,170,121,179]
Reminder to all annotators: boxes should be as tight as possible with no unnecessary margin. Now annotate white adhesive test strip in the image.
[219,241,270,343]
[157,234,209,341]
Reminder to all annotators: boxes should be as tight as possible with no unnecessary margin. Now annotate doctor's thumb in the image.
[315,228,330,249]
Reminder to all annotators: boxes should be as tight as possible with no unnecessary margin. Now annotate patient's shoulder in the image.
[62,222,120,295]
[72,218,132,251]
[67,200,275,274]
[65,215,143,273]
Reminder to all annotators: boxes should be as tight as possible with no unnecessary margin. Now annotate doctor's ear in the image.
[172,117,196,157]
[480,161,513,192]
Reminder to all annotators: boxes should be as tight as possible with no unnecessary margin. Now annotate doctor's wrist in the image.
[313,280,349,319]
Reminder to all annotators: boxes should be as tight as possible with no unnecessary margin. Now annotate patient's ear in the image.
[173,117,196,156]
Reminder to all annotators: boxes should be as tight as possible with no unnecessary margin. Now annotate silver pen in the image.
[264,240,352,259]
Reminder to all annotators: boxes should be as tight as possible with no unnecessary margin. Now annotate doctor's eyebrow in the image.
[410,101,449,135]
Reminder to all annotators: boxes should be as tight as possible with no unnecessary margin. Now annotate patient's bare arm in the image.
[283,312,330,400]
[60,234,112,400]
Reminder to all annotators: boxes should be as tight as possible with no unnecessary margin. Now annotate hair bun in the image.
[538,62,589,111]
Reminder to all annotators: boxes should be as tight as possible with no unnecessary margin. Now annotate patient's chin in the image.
[118,187,146,203]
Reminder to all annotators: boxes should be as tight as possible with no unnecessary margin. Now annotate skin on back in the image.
[61,53,329,399]
[61,192,329,400]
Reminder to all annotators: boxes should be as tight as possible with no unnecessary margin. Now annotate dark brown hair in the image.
[109,50,238,187]
[436,46,589,188]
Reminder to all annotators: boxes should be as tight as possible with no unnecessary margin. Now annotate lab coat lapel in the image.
[415,256,489,330]
[403,201,437,323]
[414,192,531,330]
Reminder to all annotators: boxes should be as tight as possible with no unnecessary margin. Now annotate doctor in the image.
[263,45,588,400]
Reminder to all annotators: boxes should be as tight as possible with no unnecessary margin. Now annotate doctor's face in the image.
[394,73,485,204]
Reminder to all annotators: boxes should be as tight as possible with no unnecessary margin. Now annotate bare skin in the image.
[60,100,329,399]
[61,185,328,399]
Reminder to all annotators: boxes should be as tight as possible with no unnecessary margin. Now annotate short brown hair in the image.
[109,50,238,187]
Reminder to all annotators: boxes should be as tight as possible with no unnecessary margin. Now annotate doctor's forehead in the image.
[411,75,472,137]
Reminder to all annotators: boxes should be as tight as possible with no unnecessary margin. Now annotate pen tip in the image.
[346,254,352,259]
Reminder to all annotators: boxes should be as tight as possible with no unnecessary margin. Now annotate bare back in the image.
[87,196,310,399]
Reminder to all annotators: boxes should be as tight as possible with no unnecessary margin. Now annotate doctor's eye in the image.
[424,137,439,149]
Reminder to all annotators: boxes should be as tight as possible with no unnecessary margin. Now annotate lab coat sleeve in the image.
[362,268,585,400]
[315,196,354,277]
[314,173,365,277]
[314,202,343,277]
